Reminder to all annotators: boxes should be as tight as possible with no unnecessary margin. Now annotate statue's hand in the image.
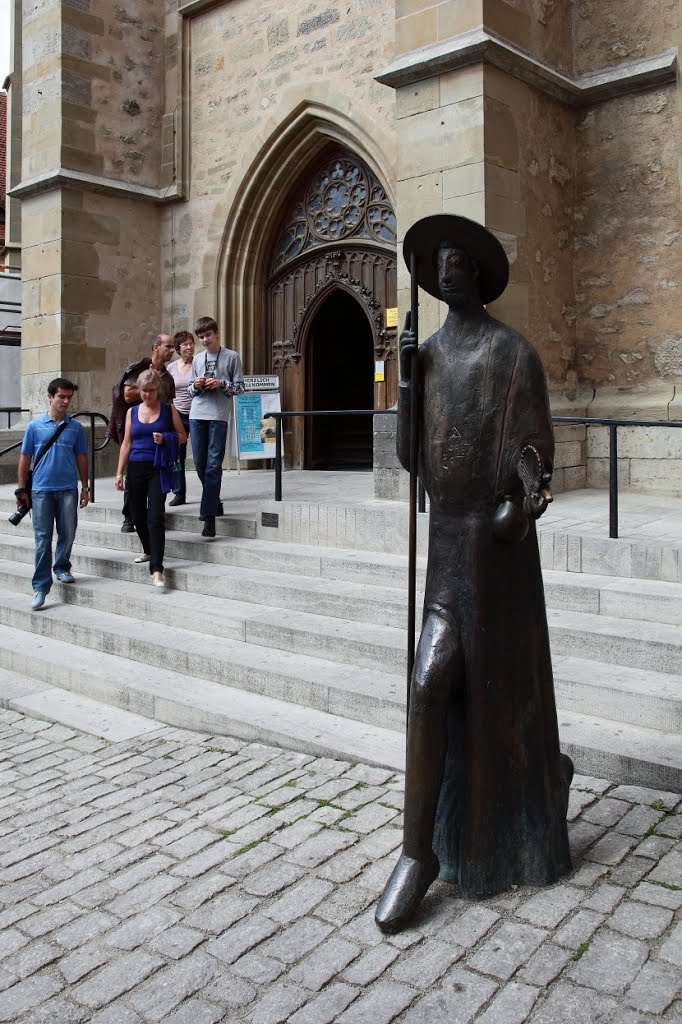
[525,486,553,519]
[399,311,416,380]
[518,446,553,520]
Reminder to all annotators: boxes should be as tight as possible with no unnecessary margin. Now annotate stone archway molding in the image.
[214,86,396,373]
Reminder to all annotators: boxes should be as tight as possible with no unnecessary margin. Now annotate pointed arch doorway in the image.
[305,289,374,469]
[266,148,398,469]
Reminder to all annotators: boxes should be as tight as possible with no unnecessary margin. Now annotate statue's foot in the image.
[375,851,439,934]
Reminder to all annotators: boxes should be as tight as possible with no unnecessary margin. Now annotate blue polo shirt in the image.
[21,414,88,492]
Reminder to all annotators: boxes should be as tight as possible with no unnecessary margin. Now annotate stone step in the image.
[1,561,681,741]
[4,515,682,628]
[553,655,682,734]
[0,533,411,629]
[0,668,164,741]
[5,547,682,695]
[0,516,419,589]
[0,622,406,770]
[0,616,678,787]
[543,569,682,624]
[0,587,408,731]
[77,499,258,539]
[548,607,682,675]
[0,565,407,674]
[558,709,682,792]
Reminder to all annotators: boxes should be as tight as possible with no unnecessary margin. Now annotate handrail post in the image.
[418,480,425,514]
[89,414,96,503]
[275,415,282,502]
[609,424,618,539]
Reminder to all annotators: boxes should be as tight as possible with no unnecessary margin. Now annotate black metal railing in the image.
[0,410,110,502]
[0,406,30,428]
[269,409,682,539]
[72,413,110,503]
[269,410,396,504]
[553,416,682,538]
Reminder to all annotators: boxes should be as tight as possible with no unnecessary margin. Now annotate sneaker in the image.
[31,592,46,610]
[168,496,185,507]
[134,554,150,563]
[54,570,75,584]
[201,517,216,538]
[121,519,135,533]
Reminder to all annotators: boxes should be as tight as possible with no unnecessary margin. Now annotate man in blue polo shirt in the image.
[17,378,90,610]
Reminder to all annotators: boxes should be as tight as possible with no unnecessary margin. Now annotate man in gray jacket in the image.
[188,316,245,537]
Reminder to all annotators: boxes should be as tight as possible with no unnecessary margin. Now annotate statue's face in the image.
[437,245,477,307]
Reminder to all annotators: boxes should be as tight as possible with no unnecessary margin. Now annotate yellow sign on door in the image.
[385,307,398,328]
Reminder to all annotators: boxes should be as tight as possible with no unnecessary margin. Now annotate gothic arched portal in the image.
[267,148,398,469]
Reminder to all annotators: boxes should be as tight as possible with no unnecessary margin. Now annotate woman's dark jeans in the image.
[127,460,166,573]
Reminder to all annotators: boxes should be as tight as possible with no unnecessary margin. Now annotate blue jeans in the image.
[31,489,78,594]
[190,419,227,517]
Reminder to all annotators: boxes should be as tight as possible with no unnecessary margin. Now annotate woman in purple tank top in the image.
[114,369,186,588]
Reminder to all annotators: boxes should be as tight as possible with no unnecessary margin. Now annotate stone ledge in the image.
[8,168,185,205]
[376,26,678,107]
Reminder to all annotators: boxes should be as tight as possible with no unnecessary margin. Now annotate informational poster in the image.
[374,360,385,383]
[234,387,281,461]
[385,307,398,328]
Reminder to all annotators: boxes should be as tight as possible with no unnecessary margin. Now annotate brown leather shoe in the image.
[168,496,185,507]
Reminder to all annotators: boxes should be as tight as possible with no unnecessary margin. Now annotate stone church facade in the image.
[4,0,682,488]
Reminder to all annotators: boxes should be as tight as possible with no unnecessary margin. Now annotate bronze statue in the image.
[376,215,573,934]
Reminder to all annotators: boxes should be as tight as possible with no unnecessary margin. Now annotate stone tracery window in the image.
[272,154,396,273]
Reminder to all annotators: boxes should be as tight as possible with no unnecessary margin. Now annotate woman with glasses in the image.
[114,369,187,589]
[167,330,195,507]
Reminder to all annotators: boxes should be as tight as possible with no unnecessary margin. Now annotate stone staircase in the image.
[0,495,679,790]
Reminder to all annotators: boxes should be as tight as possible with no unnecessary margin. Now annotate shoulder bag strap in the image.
[32,417,70,471]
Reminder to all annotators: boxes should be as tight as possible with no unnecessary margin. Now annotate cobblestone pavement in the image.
[0,709,680,1024]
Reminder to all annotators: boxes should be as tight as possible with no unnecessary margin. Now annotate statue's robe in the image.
[398,313,572,898]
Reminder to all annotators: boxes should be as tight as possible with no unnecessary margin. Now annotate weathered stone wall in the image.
[574,86,682,395]
[573,0,678,77]
[87,0,166,187]
[484,67,576,390]
[21,0,62,181]
[19,0,166,414]
[21,188,161,412]
[163,0,396,334]
[573,1,682,394]
[484,0,574,74]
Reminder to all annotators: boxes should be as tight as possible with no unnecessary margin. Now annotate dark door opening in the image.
[306,290,374,470]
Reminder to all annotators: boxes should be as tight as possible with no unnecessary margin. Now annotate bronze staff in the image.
[406,252,420,729]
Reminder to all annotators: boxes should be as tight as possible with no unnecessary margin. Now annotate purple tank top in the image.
[129,405,171,462]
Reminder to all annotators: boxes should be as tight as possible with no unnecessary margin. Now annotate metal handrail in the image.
[554,416,682,537]
[0,410,110,503]
[268,409,682,538]
[267,409,395,503]
[0,406,30,429]
[72,413,110,503]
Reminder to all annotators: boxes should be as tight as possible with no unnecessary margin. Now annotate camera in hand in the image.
[10,488,31,526]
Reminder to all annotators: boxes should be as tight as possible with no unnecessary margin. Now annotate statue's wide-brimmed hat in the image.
[403,214,509,305]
